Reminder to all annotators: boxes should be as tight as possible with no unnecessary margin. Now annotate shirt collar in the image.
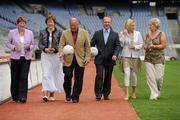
[103,28,110,33]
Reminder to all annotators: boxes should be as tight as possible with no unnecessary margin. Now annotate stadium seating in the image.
[0,1,178,58]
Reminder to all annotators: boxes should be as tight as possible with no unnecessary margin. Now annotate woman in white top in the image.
[38,15,64,102]
[119,19,143,100]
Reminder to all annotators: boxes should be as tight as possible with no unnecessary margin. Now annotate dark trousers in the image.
[63,57,84,100]
[95,64,113,98]
[10,57,31,101]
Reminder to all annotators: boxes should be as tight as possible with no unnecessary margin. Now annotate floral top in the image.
[144,32,165,64]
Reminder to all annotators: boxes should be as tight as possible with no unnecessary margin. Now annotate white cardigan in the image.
[119,30,143,58]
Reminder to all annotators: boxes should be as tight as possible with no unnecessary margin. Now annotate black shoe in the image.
[19,98,26,103]
[96,97,101,101]
[72,99,79,103]
[96,95,102,101]
[104,96,110,100]
[66,96,71,102]
[12,99,19,102]
[96,96,102,101]
[43,96,48,102]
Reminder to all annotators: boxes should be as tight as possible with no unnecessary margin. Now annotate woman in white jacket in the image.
[119,19,143,100]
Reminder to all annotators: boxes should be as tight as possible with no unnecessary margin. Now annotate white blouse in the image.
[119,30,143,58]
[19,36,25,56]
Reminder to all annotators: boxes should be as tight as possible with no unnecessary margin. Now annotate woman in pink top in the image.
[5,16,34,103]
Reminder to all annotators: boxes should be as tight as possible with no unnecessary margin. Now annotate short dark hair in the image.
[45,15,56,24]
[17,16,26,24]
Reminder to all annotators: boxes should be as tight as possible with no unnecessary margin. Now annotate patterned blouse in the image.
[144,32,165,64]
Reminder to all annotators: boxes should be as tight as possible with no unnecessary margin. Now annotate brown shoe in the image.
[72,99,79,103]
[96,97,101,101]
[104,96,110,100]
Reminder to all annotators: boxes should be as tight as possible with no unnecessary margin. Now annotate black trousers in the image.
[63,57,84,100]
[94,64,113,98]
[10,57,31,101]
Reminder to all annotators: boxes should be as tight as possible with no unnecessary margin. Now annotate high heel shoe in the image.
[123,95,129,100]
[132,94,136,99]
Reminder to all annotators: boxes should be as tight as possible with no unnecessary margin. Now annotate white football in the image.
[63,45,74,55]
[91,47,98,57]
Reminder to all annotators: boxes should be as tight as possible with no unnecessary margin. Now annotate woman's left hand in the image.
[24,44,30,50]
[128,45,135,49]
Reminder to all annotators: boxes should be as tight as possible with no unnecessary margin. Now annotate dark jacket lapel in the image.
[100,29,106,46]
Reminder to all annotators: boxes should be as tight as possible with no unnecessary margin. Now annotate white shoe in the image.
[149,97,158,100]
[132,95,136,99]
[123,95,129,100]
[49,97,55,101]
[157,91,161,99]
[124,97,129,100]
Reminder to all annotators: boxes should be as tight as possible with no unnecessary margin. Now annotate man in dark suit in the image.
[91,16,120,101]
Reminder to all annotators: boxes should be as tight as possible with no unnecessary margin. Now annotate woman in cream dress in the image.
[38,15,64,102]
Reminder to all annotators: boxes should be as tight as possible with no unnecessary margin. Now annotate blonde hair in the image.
[149,18,160,29]
[124,19,135,30]
[17,16,26,24]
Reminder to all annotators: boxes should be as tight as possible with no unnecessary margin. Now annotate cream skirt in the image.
[41,52,64,92]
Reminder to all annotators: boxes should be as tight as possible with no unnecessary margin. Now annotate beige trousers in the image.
[145,62,165,99]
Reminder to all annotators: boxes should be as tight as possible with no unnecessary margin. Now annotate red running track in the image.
[0,61,139,120]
